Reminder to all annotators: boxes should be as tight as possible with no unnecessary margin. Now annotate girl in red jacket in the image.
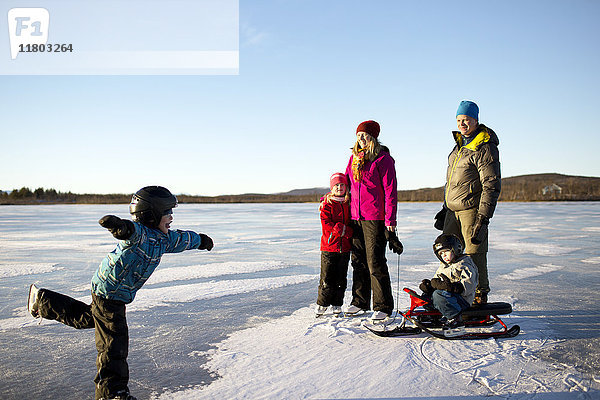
[316,173,353,316]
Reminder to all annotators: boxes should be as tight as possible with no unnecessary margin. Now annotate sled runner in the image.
[366,288,520,340]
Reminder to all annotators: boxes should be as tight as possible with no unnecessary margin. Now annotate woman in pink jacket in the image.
[344,120,399,320]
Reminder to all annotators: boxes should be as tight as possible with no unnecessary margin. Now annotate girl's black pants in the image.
[317,251,350,307]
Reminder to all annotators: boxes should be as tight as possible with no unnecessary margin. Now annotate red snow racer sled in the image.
[367,288,520,340]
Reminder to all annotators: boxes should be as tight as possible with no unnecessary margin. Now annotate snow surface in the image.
[499,264,564,280]
[1,203,599,399]
[159,303,592,400]
[0,262,62,278]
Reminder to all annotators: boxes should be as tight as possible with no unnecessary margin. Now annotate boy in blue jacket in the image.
[26,186,213,400]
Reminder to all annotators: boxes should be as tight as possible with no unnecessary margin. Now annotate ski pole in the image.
[396,252,401,315]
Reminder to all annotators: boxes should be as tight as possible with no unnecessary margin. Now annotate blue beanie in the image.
[456,100,479,120]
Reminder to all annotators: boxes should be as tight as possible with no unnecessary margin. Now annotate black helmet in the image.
[129,186,177,228]
[433,234,463,263]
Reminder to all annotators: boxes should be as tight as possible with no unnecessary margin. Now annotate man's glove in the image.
[430,275,463,293]
[434,207,447,231]
[471,213,489,245]
[99,215,135,240]
[384,230,403,255]
[419,279,433,295]
[198,234,214,251]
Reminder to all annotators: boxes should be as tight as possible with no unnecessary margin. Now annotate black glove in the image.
[434,207,447,231]
[198,234,214,251]
[430,275,463,293]
[419,279,433,295]
[384,230,403,255]
[471,213,489,245]
[99,215,135,240]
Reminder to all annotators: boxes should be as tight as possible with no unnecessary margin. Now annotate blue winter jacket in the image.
[91,222,203,303]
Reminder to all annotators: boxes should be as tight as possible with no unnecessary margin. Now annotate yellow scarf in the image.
[351,141,381,182]
[352,148,367,182]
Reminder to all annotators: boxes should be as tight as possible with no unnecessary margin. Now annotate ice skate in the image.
[370,311,390,321]
[27,284,40,318]
[344,305,366,315]
[442,316,466,337]
[99,390,137,400]
[315,305,328,316]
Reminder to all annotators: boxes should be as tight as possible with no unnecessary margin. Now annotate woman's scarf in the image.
[351,147,367,182]
[352,140,382,182]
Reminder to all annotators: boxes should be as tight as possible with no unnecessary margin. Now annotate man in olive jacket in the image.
[434,100,501,305]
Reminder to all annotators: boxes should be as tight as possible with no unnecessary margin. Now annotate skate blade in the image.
[443,326,466,337]
[369,317,393,325]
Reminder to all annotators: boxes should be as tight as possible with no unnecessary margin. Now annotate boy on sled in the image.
[419,234,478,336]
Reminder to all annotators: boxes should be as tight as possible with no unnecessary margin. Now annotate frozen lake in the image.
[1,202,599,399]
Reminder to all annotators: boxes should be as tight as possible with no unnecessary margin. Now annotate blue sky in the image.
[2,0,599,196]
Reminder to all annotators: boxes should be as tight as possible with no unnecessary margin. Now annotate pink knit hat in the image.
[330,173,348,189]
[356,120,380,139]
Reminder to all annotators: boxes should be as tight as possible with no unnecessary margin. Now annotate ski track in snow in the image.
[70,261,294,290]
[403,261,439,272]
[515,227,541,232]
[145,261,291,285]
[492,241,579,256]
[156,302,599,400]
[129,275,315,312]
[0,274,316,331]
[582,226,600,232]
[499,264,565,280]
[0,238,112,252]
[582,257,600,264]
[0,262,63,278]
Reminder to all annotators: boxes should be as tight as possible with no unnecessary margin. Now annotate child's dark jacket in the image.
[91,222,202,303]
[320,198,353,253]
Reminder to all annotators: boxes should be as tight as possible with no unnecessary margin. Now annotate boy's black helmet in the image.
[433,234,464,263]
[129,186,177,228]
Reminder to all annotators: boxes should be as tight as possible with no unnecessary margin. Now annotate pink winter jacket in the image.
[345,148,398,226]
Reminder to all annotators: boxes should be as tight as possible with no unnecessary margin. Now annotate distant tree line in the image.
[396,174,600,202]
[0,187,323,205]
[0,187,129,205]
[498,174,600,201]
[397,187,444,202]
[177,193,324,204]
[2,174,599,205]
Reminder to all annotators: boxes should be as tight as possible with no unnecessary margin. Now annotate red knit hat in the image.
[330,173,348,189]
[356,120,380,139]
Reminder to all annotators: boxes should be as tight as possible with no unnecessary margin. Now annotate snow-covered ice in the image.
[0,262,63,278]
[0,202,599,399]
[159,305,587,400]
[499,263,564,280]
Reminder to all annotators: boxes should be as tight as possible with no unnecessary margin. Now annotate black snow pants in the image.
[317,251,350,307]
[37,289,129,400]
[350,220,394,314]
